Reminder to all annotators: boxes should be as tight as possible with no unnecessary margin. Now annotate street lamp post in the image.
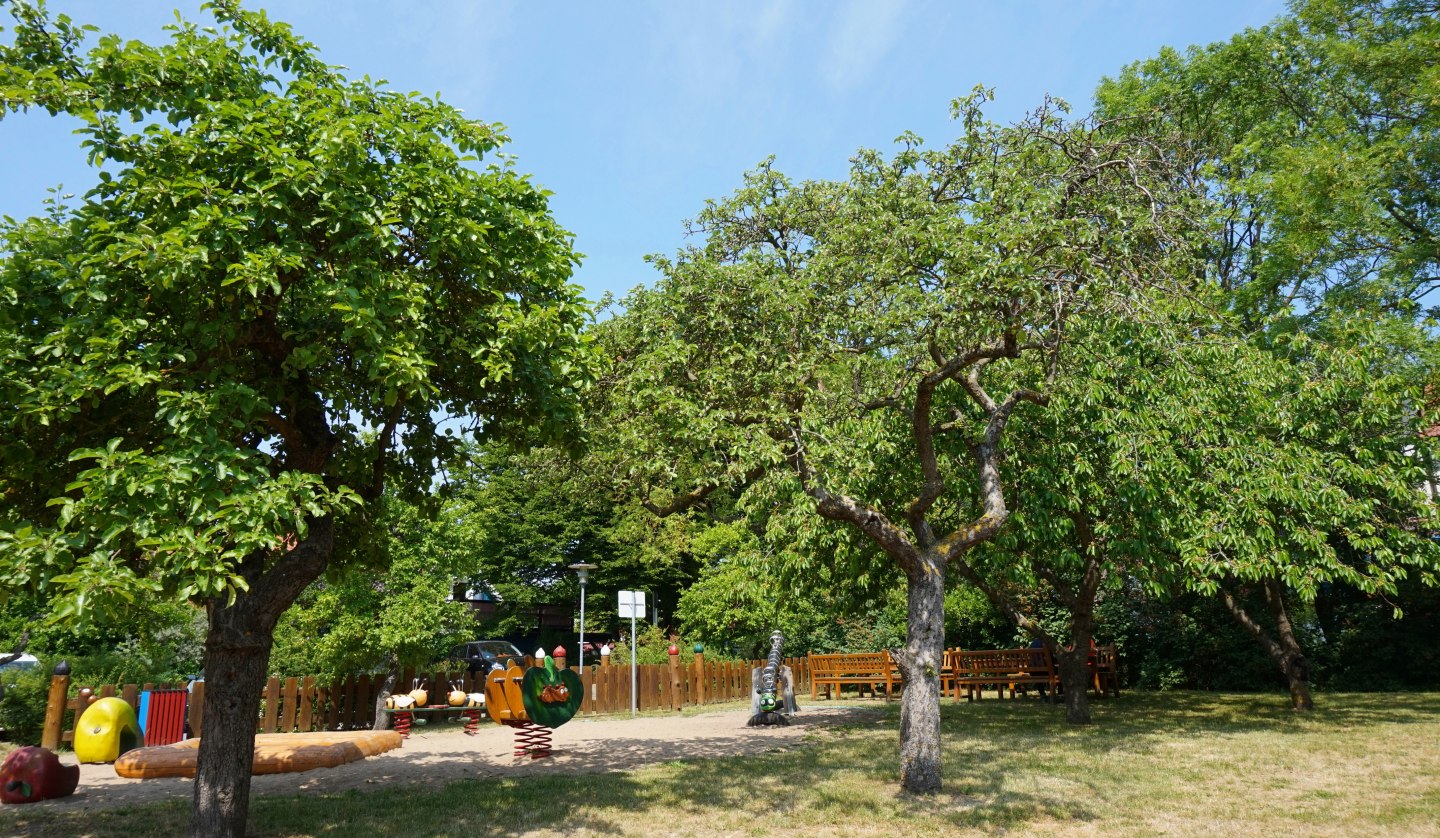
[567,562,598,672]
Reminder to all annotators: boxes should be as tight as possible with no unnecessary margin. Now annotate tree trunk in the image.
[373,653,398,731]
[191,599,276,838]
[1057,585,1096,724]
[1263,578,1314,711]
[1054,634,1093,725]
[190,518,334,837]
[1218,580,1314,712]
[896,555,946,794]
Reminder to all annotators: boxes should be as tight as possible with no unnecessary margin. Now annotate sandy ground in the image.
[18,704,884,813]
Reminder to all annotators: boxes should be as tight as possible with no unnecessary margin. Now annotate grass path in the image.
[3,691,1437,836]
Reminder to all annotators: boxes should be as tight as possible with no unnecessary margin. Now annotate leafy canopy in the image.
[0,0,593,618]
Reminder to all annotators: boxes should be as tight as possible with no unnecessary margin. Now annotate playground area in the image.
[6,703,880,814]
[5,692,1438,838]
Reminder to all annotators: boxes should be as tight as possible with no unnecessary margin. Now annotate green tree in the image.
[440,444,616,640]
[1097,0,1440,709]
[1098,0,1440,321]
[1182,315,1439,709]
[0,3,591,834]
[592,92,1206,792]
[440,441,702,645]
[969,304,1439,716]
[268,495,477,726]
[673,519,908,660]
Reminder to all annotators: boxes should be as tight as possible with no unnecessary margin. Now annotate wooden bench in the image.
[808,652,898,701]
[1092,643,1120,698]
[950,648,1057,701]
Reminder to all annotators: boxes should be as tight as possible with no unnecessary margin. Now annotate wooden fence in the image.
[41,653,814,750]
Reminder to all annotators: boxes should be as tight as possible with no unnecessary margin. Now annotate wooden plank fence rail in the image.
[40,650,843,747]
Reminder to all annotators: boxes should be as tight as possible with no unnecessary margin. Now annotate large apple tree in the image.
[592,92,1208,792]
[0,3,591,835]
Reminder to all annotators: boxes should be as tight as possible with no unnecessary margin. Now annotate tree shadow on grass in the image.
[944,690,1440,754]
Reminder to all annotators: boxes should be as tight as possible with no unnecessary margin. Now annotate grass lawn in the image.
[3,691,1438,837]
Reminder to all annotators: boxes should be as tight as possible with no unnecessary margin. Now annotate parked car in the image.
[453,640,525,674]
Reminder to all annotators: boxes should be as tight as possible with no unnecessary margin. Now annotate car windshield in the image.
[466,642,521,659]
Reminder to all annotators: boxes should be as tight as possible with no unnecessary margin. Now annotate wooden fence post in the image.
[261,677,281,733]
[40,664,71,751]
[298,677,316,732]
[692,647,704,707]
[189,681,205,738]
[280,677,299,733]
[667,645,680,712]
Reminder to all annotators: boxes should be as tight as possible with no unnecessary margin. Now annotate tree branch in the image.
[788,425,921,575]
[639,466,766,518]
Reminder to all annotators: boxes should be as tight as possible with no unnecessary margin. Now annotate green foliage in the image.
[591,89,1208,621]
[609,622,680,666]
[943,584,1014,651]
[0,666,49,745]
[1086,0,1440,699]
[268,496,476,678]
[0,0,594,619]
[1097,0,1440,322]
[0,7,592,825]
[1307,574,1440,690]
[437,444,618,641]
[0,592,204,681]
[672,520,908,658]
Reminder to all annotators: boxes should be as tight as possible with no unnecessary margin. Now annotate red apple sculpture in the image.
[0,747,80,804]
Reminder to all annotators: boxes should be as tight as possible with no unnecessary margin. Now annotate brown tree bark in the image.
[779,332,1052,794]
[1218,579,1314,711]
[895,554,946,793]
[947,552,1097,724]
[192,610,273,838]
[373,653,399,731]
[0,628,30,666]
[1053,634,1094,725]
[190,518,334,837]
[1036,534,1103,725]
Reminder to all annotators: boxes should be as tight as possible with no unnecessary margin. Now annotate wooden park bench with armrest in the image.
[809,652,898,701]
[951,648,1057,701]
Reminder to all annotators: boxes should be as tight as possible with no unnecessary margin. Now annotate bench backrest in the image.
[952,648,1053,676]
[808,652,892,676]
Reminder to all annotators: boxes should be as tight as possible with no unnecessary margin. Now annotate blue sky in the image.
[2,1,1286,304]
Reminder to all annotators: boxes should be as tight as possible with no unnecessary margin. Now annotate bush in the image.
[0,665,50,745]
[610,623,679,666]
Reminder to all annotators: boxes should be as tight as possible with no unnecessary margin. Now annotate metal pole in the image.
[577,577,587,672]
[630,610,638,716]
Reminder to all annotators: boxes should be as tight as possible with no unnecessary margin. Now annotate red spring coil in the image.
[392,711,412,738]
[511,722,552,758]
[463,708,480,736]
